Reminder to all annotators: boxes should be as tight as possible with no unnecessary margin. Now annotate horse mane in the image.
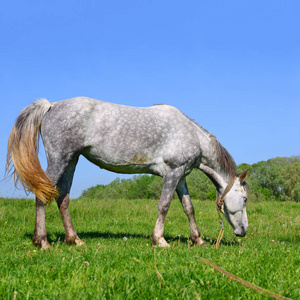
[183,114,236,177]
[186,116,237,178]
[210,134,237,177]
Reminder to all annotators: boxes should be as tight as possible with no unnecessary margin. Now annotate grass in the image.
[0,197,299,299]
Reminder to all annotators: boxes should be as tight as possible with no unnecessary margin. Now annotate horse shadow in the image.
[24,230,239,246]
[24,231,152,244]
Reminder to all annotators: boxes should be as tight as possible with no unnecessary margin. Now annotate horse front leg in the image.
[151,169,183,247]
[176,178,206,246]
[33,198,50,249]
[57,193,85,246]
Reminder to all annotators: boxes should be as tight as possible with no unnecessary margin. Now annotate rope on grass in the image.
[215,227,224,249]
[200,257,292,300]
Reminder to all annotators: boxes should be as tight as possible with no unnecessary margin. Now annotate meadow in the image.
[0,197,299,299]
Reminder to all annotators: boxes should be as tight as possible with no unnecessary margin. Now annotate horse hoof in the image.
[40,239,51,250]
[194,237,206,247]
[157,237,170,248]
[75,237,86,247]
[33,237,51,249]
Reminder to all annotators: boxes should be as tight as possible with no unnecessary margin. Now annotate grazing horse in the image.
[6,97,248,249]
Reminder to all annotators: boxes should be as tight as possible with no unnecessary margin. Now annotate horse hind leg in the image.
[57,194,85,246]
[33,155,84,248]
[55,156,85,246]
[33,198,51,249]
[176,178,205,247]
[33,160,61,249]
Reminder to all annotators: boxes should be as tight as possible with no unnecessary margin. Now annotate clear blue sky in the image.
[1,1,299,198]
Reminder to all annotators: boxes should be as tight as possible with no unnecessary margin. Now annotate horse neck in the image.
[203,159,232,191]
[197,132,235,192]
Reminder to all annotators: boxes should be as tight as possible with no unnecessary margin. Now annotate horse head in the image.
[200,164,249,237]
[220,169,248,237]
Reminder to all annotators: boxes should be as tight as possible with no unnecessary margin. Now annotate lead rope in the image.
[215,175,235,248]
[199,257,292,300]
[215,210,224,248]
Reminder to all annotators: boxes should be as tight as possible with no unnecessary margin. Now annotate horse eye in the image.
[243,196,247,202]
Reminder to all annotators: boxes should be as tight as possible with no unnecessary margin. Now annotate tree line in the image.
[80,156,300,202]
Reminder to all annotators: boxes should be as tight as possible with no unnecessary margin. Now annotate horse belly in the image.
[81,146,164,176]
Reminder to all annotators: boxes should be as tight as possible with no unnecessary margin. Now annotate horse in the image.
[6,97,248,249]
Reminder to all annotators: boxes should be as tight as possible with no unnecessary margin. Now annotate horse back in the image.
[41,97,201,176]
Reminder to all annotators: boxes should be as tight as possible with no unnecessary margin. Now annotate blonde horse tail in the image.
[5,99,58,203]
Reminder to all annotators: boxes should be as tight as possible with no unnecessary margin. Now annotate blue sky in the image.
[1,1,299,198]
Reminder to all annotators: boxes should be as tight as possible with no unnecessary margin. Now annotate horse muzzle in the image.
[234,224,248,237]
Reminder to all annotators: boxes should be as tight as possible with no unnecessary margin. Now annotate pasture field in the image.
[0,198,299,299]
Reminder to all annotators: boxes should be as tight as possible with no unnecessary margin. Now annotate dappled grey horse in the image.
[6,97,248,249]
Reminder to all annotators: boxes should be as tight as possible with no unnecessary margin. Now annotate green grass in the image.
[0,198,299,299]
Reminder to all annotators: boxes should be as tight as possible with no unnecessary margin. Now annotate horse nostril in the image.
[241,226,245,237]
[234,225,247,237]
[240,225,247,237]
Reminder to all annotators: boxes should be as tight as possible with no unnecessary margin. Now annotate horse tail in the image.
[6,99,58,203]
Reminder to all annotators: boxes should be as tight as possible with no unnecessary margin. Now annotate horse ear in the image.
[239,169,248,183]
